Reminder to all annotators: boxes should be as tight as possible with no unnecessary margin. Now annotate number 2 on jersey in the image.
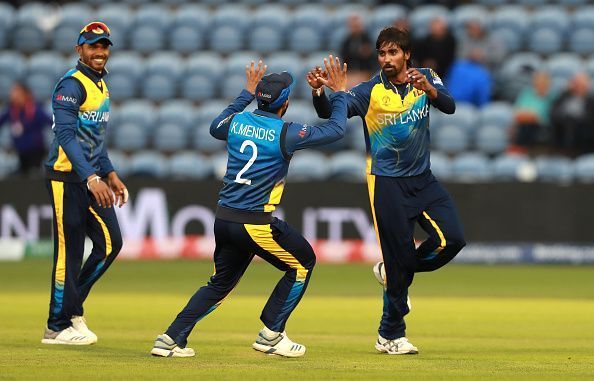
[235,140,257,185]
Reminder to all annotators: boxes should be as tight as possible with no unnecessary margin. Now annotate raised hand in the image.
[406,68,435,93]
[306,66,327,90]
[245,60,267,95]
[319,55,348,93]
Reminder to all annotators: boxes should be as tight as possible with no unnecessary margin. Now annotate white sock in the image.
[261,326,280,340]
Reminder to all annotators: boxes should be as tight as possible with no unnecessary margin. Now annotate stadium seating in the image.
[574,154,594,183]
[528,28,564,56]
[287,151,330,181]
[169,151,212,179]
[429,152,452,181]
[475,125,508,155]
[328,150,367,181]
[128,150,169,178]
[568,28,594,55]
[408,5,450,38]
[435,125,470,154]
[0,150,18,178]
[535,156,574,183]
[492,154,532,181]
[451,152,492,182]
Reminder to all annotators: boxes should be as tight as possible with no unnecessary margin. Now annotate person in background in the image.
[550,72,594,156]
[340,14,376,88]
[414,16,457,78]
[508,71,555,154]
[446,45,492,108]
[0,82,52,175]
[457,20,505,71]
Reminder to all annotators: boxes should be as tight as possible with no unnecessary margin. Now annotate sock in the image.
[261,326,280,340]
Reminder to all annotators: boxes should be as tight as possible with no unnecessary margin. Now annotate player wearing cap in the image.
[151,56,348,359]
[309,28,466,355]
[42,22,127,346]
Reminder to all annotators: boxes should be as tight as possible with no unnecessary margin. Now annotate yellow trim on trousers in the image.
[51,181,67,285]
[88,207,112,256]
[244,224,308,281]
[422,211,446,253]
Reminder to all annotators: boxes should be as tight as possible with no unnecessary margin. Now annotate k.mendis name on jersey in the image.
[230,121,276,141]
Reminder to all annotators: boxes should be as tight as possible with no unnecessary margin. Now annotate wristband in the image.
[312,88,323,97]
[86,176,101,190]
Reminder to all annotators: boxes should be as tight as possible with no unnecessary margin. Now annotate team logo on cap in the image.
[92,27,105,34]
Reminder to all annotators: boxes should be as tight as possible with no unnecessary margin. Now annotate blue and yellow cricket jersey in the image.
[314,68,455,177]
[45,61,114,182]
[210,89,348,215]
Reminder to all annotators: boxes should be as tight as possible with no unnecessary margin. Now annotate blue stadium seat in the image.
[146,52,184,80]
[57,3,93,27]
[266,52,304,80]
[129,151,168,178]
[249,26,284,53]
[530,6,569,37]
[330,5,369,32]
[193,100,229,153]
[118,100,157,133]
[25,73,55,101]
[153,123,188,152]
[451,152,492,182]
[475,125,508,155]
[535,156,574,183]
[490,5,529,36]
[435,125,470,154]
[209,25,245,54]
[11,25,46,53]
[158,100,195,132]
[0,127,11,150]
[492,154,532,181]
[291,5,328,34]
[0,150,18,178]
[96,4,131,49]
[586,56,594,80]
[328,151,366,181]
[570,6,594,31]
[569,28,594,55]
[528,28,563,56]
[546,54,583,85]
[107,150,131,178]
[212,5,250,30]
[409,5,450,39]
[439,103,478,135]
[490,27,522,54]
[52,24,85,54]
[287,151,330,181]
[169,151,212,180]
[169,26,203,54]
[106,52,144,101]
[0,52,25,81]
[172,4,209,29]
[369,4,408,38]
[498,53,543,101]
[222,52,260,99]
[574,154,594,183]
[479,102,514,130]
[476,0,507,5]
[183,53,222,101]
[27,52,68,82]
[429,152,452,181]
[16,2,50,26]
[289,26,325,54]
[210,151,228,180]
[451,5,488,36]
[130,25,166,54]
[283,101,320,126]
[112,123,149,152]
[516,0,548,5]
[0,3,15,30]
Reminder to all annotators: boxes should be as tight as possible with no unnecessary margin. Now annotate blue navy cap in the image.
[77,21,113,46]
[256,72,294,111]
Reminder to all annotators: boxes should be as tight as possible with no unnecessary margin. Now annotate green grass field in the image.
[0,260,593,380]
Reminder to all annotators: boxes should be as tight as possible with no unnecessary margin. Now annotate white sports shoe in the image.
[71,316,98,343]
[375,335,419,355]
[372,261,412,311]
[41,326,95,345]
[151,334,195,358]
[252,328,306,358]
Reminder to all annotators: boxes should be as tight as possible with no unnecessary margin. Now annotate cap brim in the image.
[80,36,113,46]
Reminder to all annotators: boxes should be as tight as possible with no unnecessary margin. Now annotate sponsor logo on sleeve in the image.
[299,125,308,138]
[55,94,78,104]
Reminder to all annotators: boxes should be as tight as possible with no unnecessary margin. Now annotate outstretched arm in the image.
[210,60,267,140]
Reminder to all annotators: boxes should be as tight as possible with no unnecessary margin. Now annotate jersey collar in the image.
[253,109,281,120]
[77,60,107,83]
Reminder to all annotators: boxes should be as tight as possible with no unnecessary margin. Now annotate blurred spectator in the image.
[414,16,457,78]
[0,82,52,176]
[457,20,505,71]
[508,71,555,154]
[550,72,594,155]
[445,46,492,108]
[340,14,376,89]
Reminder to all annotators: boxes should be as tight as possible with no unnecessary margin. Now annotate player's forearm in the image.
[310,92,349,145]
[210,89,254,138]
[312,89,332,119]
[431,90,456,114]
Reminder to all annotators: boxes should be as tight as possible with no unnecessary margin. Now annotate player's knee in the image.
[446,234,466,253]
[110,230,123,257]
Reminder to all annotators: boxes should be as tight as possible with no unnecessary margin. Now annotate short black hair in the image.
[376,27,412,54]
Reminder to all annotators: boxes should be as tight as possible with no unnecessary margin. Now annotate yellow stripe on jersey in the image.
[88,207,112,256]
[422,211,446,253]
[51,181,67,285]
[72,71,108,111]
[244,224,307,281]
[264,181,285,212]
[53,146,72,172]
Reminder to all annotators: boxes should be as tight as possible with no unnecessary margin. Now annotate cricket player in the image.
[42,22,127,345]
[309,27,466,354]
[151,56,348,358]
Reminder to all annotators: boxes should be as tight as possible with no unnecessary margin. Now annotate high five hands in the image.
[307,55,347,93]
[246,60,267,94]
